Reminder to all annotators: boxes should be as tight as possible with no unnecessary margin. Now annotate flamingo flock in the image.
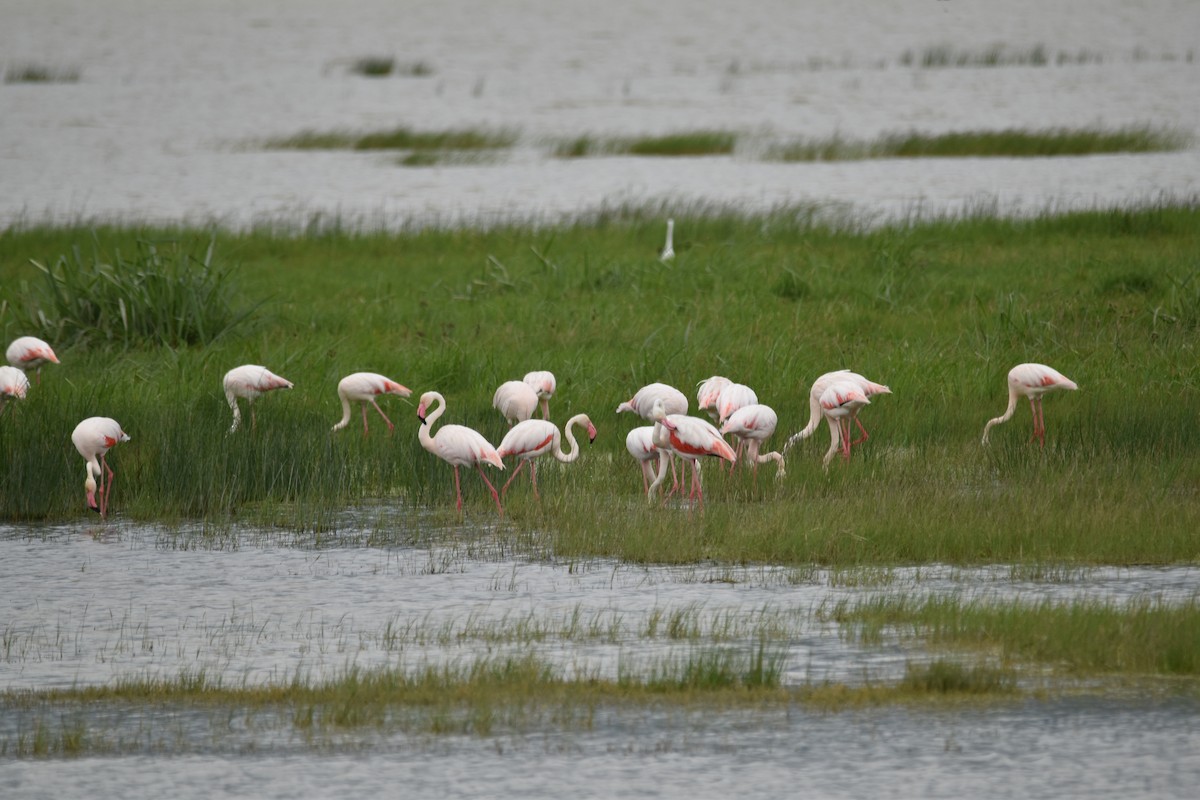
[3,330,1080,519]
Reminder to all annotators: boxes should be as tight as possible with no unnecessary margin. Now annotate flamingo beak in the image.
[86,491,99,513]
[417,403,427,424]
[587,424,597,443]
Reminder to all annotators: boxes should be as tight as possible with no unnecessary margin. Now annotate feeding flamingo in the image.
[696,375,732,423]
[1,366,30,416]
[625,426,660,495]
[223,364,293,433]
[6,336,59,384]
[982,363,1078,447]
[618,382,689,492]
[647,398,736,507]
[71,416,130,518]
[331,372,412,436]
[784,370,890,455]
[660,218,675,262]
[417,390,505,515]
[496,413,597,498]
[522,371,557,419]
[493,380,539,426]
[819,381,870,468]
[720,404,786,480]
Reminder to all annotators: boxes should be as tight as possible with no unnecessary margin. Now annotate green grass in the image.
[264,126,517,152]
[3,62,81,84]
[1,202,1199,567]
[553,131,738,158]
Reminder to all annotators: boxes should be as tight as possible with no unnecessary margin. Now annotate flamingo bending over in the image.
[647,399,736,507]
[784,370,890,455]
[523,371,557,420]
[493,380,539,426]
[0,366,30,417]
[982,363,1078,447]
[497,413,597,498]
[819,381,870,468]
[618,382,688,492]
[417,390,505,515]
[71,417,130,518]
[6,336,59,385]
[332,372,412,436]
[660,218,675,262]
[625,426,660,495]
[696,375,732,423]
[720,404,786,480]
[223,364,293,433]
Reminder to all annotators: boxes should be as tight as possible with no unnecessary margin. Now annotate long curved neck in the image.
[227,389,242,429]
[982,386,1020,442]
[418,393,446,453]
[332,394,354,431]
[554,415,585,463]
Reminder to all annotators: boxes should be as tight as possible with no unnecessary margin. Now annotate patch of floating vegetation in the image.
[3,62,81,84]
[263,126,517,152]
[345,56,435,78]
[553,130,738,158]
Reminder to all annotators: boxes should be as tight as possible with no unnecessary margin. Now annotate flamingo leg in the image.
[474,463,504,516]
[452,465,463,511]
[361,404,370,437]
[500,460,528,497]
[840,419,852,461]
[692,460,704,508]
[529,460,540,500]
[1035,397,1047,447]
[369,399,395,434]
[640,461,654,495]
[850,415,870,446]
[99,454,114,519]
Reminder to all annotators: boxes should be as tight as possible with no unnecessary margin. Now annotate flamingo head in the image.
[84,473,99,513]
[584,417,597,443]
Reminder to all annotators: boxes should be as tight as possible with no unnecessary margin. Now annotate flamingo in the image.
[0,366,31,417]
[6,336,59,384]
[417,390,505,515]
[715,382,759,426]
[493,380,539,426]
[819,381,870,468]
[71,417,130,518]
[660,218,675,262]
[784,370,890,455]
[982,363,1078,447]
[223,364,293,433]
[331,372,412,436]
[522,371,557,419]
[647,398,736,507]
[625,426,660,495]
[496,413,597,498]
[720,404,786,480]
[618,382,689,492]
[696,375,732,422]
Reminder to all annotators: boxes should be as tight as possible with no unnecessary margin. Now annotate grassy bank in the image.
[1,202,1198,565]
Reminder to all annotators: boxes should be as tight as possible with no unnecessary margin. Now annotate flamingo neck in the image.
[982,386,1020,443]
[332,394,353,431]
[554,414,587,463]
[418,393,446,453]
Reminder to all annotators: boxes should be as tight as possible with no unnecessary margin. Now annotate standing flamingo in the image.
[332,372,412,436]
[784,370,890,455]
[625,426,660,495]
[496,413,597,498]
[0,366,30,416]
[819,381,870,468]
[417,390,505,515]
[493,380,539,426]
[618,382,689,493]
[982,363,1078,447]
[721,404,786,479]
[660,218,675,262]
[223,364,294,433]
[522,371,557,419]
[71,417,130,518]
[647,398,736,507]
[6,336,59,384]
[696,375,732,422]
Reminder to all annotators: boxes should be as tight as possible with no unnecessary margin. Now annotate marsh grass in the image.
[265,126,517,152]
[553,131,737,158]
[3,62,81,84]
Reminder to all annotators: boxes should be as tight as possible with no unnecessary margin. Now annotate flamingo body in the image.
[625,426,660,495]
[223,364,293,433]
[785,370,890,455]
[715,382,758,426]
[6,336,59,384]
[721,403,786,479]
[0,366,30,415]
[616,382,688,419]
[417,391,505,515]
[522,371,557,419]
[696,376,732,422]
[819,381,870,467]
[647,399,736,506]
[332,372,412,435]
[982,363,1078,447]
[496,413,597,498]
[71,416,130,518]
[493,380,539,426]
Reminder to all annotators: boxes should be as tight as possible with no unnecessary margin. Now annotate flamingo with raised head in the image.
[332,372,412,436]
[982,363,1078,447]
[721,404,786,480]
[0,366,30,417]
[497,413,597,498]
[784,370,890,455]
[522,371,557,419]
[71,417,130,518]
[647,398,736,507]
[625,426,660,495]
[6,336,59,384]
[493,380,539,426]
[660,218,675,262]
[696,376,732,422]
[417,391,505,515]
[223,364,293,433]
[819,381,870,468]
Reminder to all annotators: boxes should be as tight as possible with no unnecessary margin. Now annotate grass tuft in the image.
[265,126,516,152]
[4,62,81,83]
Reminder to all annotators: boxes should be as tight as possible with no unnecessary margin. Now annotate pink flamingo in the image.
[417,390,505,515]
[625,426,660,496]
[522,371,557,420]
[983,363,1078,447]
[647,398,736,507]
[71,416,130,518]
[0,366,30,417]
[696,376,732,422]
[720,403,786,480]
[223,364,293,433]
[618,382,689,491]
[6,336,59,385]
[819,381,870,468]
[784,370,890,455]
[493,380,539,426]
[497,413,597,498]
[332,372,412,436]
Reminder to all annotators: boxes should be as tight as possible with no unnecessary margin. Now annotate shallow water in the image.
[2,0,1198,230]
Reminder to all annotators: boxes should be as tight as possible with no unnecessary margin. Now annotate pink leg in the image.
[361,404,370,438]
[1028,398,1039,444]
[100,455,114,519]
[370,399,395,434]
[1035,398,1047,447]
[453,465,463,511]
[501,460,527,497]
[841,420,852,461]
[640,462,651,495]
[475,463,504,516]
[529,461,540,500]
[850,415,869,446]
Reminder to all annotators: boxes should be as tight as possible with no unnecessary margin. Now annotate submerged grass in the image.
[553,131,738,158]
[3,62,81,84]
